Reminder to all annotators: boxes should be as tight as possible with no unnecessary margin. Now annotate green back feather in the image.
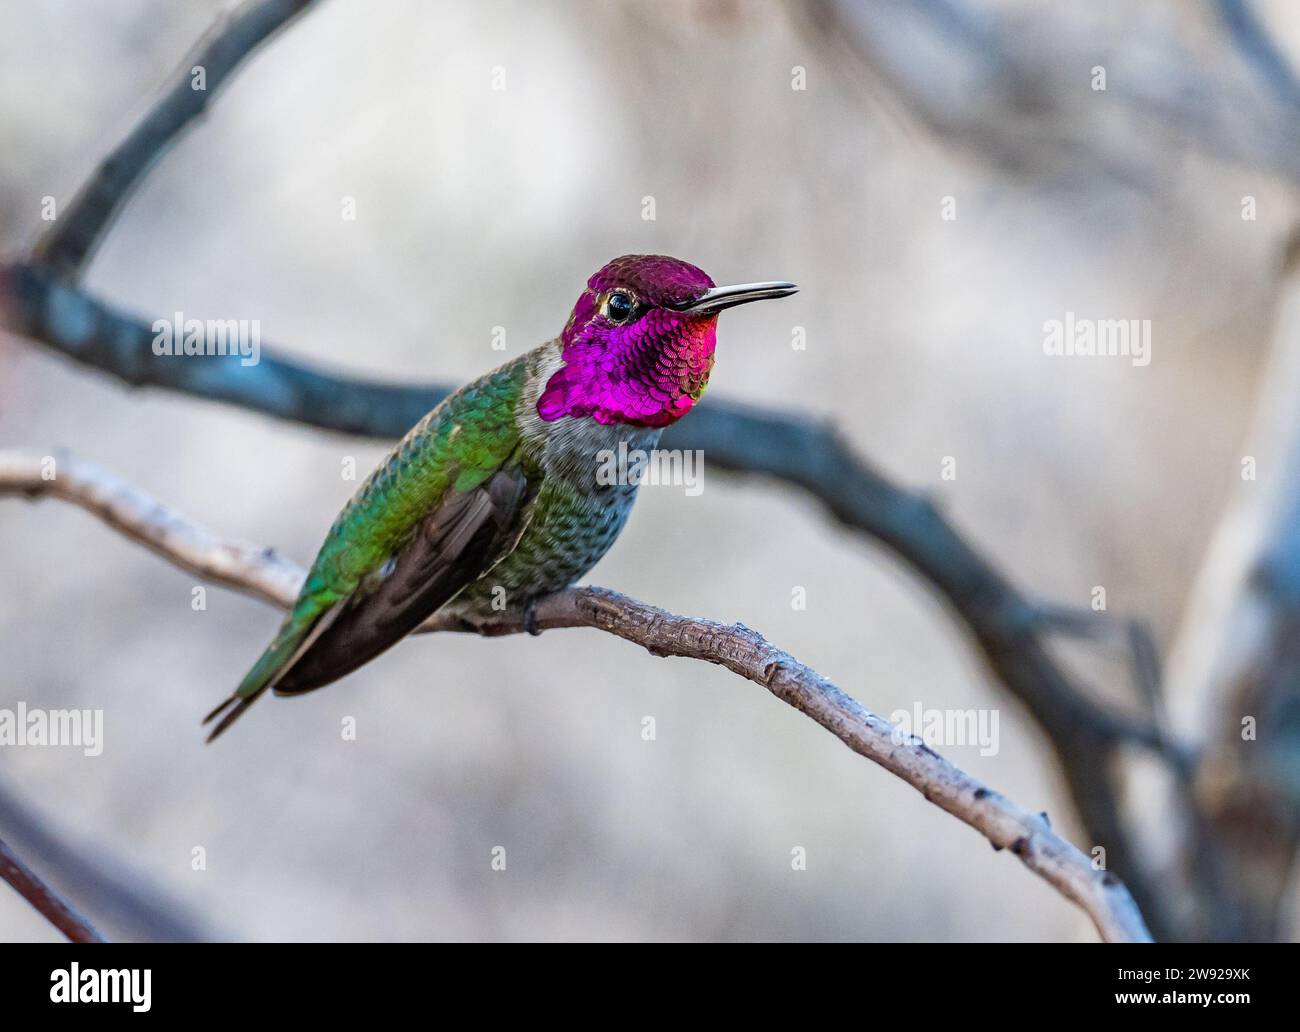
[236,354,530,699]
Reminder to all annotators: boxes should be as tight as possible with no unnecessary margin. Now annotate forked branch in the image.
[0,449,1152,943]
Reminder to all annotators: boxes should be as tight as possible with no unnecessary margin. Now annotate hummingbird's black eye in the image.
[604,291,635,324]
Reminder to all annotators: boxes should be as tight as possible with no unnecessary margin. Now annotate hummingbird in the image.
[204,254,796,740]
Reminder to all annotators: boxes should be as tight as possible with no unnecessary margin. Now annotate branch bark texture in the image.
[0,449,1153,943]
[0,835,106,944]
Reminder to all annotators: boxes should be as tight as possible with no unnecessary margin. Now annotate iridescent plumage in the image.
[205,255,795,739]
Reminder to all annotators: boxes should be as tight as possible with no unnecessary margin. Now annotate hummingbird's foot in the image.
[523,599,542,637]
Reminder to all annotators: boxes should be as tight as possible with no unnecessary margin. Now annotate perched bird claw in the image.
[524,600,542,637]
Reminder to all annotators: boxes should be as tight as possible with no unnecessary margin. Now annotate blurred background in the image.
[2,0,1299,941]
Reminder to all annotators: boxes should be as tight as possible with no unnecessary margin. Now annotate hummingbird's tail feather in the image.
[205,467,531,741]
[203,694,240,725]
[203,693,259,743]
[203,598,344,743]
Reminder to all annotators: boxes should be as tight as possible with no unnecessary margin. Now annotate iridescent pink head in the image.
[538,254,796,428]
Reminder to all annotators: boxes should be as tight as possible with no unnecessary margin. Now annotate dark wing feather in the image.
[271,466,529,696]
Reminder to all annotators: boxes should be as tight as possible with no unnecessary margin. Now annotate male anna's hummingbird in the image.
[205,255,796,740]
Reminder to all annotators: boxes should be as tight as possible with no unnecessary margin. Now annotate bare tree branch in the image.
[799,0,1300,188]
[1216,0,1300,112]
[0,448,302,608]
[0,449,1152,942]
[1161,233,1300,940]
[0,835,105,943]
[0,780,209,943]
[0,0,1178,936]
[32,0,320,277]
[1,261,439,437]
[0,259,1177,932]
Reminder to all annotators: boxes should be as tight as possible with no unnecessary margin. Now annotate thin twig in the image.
[0,449,1153,942]
[0,780,209,942]
[31,0,320,277]
[0,835,106,943]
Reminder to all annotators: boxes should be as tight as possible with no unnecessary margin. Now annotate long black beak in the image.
[675,281,798,315]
